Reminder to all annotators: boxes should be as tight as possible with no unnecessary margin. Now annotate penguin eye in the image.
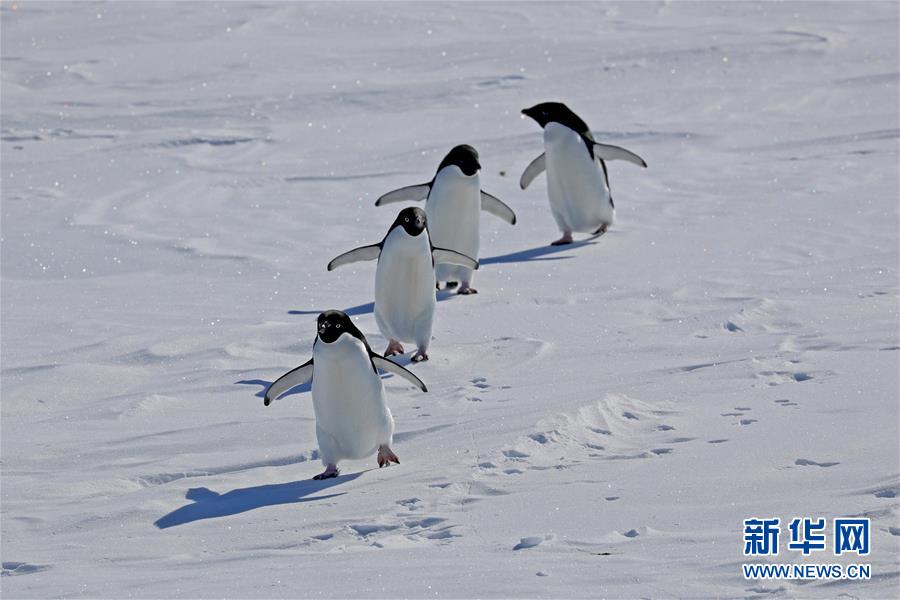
[404,217,409,222]
[336,324,341,329]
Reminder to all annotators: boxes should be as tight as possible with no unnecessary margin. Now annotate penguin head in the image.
[437,144,481,176]
[316,310,362,344]
[391,206,427,237]
[522,102,590,135]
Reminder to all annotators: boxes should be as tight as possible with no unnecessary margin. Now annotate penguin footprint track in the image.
[471,377,490,389]
[752,358,817,387]
[774,398,799,407]
[795,458,840,468]
[348,515,460,547]
[498,393,683,467]
[721,406,757,426]
[2,562,51,577]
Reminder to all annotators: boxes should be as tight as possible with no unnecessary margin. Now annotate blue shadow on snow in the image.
[236,378,310,399]
[287,289,458,317]
[154,472,362,529]
[479,239,598,265]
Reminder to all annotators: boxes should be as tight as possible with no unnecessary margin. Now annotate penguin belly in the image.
[374,227,436,347]
[311,335,394,464]
[544,122,614,233]
[426,167,480,284]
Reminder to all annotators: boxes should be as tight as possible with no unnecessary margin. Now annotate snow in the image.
[2,1,898,597]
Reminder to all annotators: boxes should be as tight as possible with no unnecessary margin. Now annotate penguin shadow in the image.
[287,289,460,317]
[236,365,414,399]
[236,378,310,399]
[154,472,363,529]
[480,237,601,265]
[289,300,374,317]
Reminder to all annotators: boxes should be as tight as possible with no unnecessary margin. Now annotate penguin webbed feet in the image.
[313,465,340,480]
[384,340,405,357]
[377,445,400,468]
[411,349,429,362]
[550,232,574,246]
[592,223,610,236]
[457,284,477,295]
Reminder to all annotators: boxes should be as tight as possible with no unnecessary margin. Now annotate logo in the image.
[742,517,871,581]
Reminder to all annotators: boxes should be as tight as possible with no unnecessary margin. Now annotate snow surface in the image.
[2,2,898,598]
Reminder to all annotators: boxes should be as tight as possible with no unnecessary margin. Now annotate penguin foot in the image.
[384,340,405,356]
[377,445,400,468]
[593,223,609,235]
[457,286,478,295]
[313,465,339,480]
[551,232,574,246]
[411,349,429,362]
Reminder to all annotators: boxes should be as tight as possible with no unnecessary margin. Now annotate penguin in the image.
[520,102,647,245]
[374,144,515,294]
[327,206,478,362]
[264,310,427,480]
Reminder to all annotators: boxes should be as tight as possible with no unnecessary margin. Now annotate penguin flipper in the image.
[480,191,517,225]
[327,244,382,271]
[592,143,647,168]
[375,183,431,206]
[371,355,428,392]
[265,359,314,406]
[519,153,546,190]
[432,247,479,270]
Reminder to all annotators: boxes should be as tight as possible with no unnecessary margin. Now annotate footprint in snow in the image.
[396,497,422,510]
[471,377,490,389]
[513,534,553,550]
[503,449,530,459]
[795,458,839,468]
[1,562,51,577]
[723,321,744,332]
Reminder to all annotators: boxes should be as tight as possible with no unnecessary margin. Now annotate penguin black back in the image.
[523,101,596,155]
[436,144,481,177]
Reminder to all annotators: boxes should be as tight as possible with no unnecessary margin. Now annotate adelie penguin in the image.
[327,206,478,362]
[264,310,427,480]
[520,102,647,245]
[374,144,515,294]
